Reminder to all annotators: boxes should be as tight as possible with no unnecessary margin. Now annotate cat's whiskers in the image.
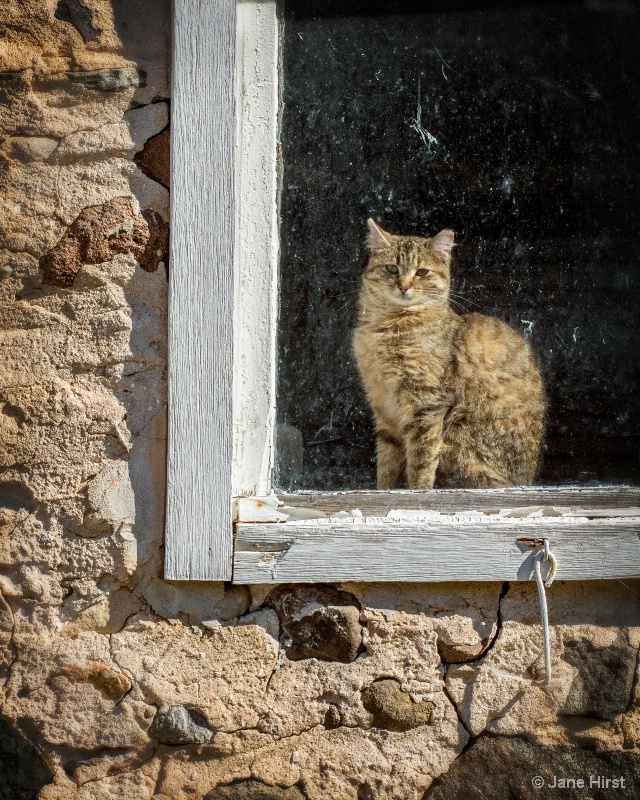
[448,297,472,314]
[334,288,362,319]
[449,290,483,310]
[336,301,358,318]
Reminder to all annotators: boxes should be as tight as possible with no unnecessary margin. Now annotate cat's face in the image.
[362,219,454,310]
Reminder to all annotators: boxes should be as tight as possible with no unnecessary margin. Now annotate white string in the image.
[533,539,558,685]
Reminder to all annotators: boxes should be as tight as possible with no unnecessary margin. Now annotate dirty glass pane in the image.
[274,0,640,491]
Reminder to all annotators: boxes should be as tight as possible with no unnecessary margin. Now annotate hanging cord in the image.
[533,538,558,685]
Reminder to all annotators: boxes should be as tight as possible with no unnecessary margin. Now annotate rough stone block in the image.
[427,735,640,800]
[268,585,362,663]
[135,127,170,188]
[66,68,146,92]
[40,196,168,287]
[57,659,132,701]
[110,618,278,732]
[54,0,102,43]
[86,461,135,528]
[562,640,637,719]
[361,678,434,732]
[150,705,213,745]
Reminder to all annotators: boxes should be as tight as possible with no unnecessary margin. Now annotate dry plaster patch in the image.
[0,515,67,604]
[347,581,500,663]
[58,585,142,636]
[0,248,168,508]
[110,618,279,732]
[52,101,168,164]
[0,249,40,303]
[3,615,152,753]
[0,376,126,500]
[55,158,168,225]
[251,725,463,800]
[1,145,167,261]
[86,461,135,529]
[0,499,139,617]
[142,580,251,626]
[39,760,160,800]
[446,619,557,738]
[3,248,136,371]
[253,606,459,741]
[154,721,466,800]
[0,75,139,139]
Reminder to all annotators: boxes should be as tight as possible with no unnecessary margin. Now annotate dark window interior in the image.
[275,0,640,490]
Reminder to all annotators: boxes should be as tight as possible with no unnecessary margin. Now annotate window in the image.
[165,0,640,582]
[275,0,640,492]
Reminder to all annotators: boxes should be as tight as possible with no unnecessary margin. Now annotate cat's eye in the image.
[415,268,430,277]
[385,264,399,274]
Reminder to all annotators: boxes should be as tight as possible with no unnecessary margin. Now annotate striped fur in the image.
[353,220,546,489]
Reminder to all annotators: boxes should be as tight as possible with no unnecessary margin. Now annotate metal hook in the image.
[541,538,558,588]
[533,540,558,685]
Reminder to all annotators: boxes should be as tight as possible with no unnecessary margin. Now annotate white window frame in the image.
[165,0,640,583]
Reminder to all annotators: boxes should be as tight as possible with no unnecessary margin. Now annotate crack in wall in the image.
[434,583,510,762]
[441,680,471,741]
[623,646,640,716]
[443,581,509,667]
[1,594,19,703]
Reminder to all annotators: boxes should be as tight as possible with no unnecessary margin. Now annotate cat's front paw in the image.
[407,473,436,490]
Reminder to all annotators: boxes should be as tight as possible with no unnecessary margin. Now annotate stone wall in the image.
[1,3,639,799]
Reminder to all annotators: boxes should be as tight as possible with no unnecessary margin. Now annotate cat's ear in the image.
[367,218,392,251]
[430,229,455,259]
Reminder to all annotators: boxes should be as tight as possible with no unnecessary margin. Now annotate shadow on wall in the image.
[0,714,53,800]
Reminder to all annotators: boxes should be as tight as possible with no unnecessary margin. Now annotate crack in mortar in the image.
[240,721,326,744]
[453,581,509,667]
[3,596,19,703]
[245,724,325,778]
[263,645,285,695]
[623,645,640,716]
[441,680,472,741]
[437,583,510,746]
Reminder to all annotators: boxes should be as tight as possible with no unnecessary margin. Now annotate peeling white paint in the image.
[233,0,279,497]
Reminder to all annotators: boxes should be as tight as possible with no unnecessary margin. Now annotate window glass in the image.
[275,0,640,491]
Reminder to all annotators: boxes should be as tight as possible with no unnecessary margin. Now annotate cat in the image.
[352,219,546,489]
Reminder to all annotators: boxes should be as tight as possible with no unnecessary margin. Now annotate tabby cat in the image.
[353,219,545,489]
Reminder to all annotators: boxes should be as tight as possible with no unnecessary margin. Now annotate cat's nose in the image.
[398,281,411,294]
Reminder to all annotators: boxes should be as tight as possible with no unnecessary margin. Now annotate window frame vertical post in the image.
[165,0,236,580]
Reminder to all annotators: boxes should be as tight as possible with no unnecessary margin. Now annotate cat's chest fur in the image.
[353,311,456,431]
